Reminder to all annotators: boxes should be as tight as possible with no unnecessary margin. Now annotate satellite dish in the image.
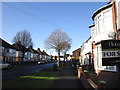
[117,30,120,36]
[107,32,116,38]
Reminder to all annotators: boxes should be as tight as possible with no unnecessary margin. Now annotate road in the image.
[2,62,55,83]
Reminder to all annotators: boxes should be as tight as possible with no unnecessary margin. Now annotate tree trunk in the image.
[57,50,60,66]
[19,51,25,65]
[63,53,66,65]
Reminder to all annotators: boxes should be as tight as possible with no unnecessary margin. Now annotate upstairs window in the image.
[103,10,113,32]
[94,8,113,36]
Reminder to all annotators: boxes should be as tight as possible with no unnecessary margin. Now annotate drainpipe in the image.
[112,1,120,82]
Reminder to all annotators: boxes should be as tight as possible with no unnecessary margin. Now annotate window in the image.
[0,46,4,49]
[97,45,102,68]
[94,9,113,35]
[96,15,103,35]
[8,49,16,53]
[12,49,16,53]
[96,45,116,71]
[103,10,113,32]
[9,49,13,53]
[0,46,4,53]
[103,11,110,17]
[7,49,9,53]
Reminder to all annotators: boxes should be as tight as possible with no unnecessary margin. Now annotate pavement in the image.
[50,61,86,89]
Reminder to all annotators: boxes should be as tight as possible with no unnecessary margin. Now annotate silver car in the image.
[0,61,10,69]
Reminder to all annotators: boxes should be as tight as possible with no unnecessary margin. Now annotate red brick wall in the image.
[72,48,80,58]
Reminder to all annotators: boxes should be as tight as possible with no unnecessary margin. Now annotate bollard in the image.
[83,70,89,78]
[78,67,82,78]
[76,65,79,70]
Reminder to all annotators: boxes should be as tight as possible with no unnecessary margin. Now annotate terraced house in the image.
[0,38,16,63]
[12,41,28,63]
[0,38,50,64]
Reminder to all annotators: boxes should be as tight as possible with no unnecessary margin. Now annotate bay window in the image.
[94,8,113,36]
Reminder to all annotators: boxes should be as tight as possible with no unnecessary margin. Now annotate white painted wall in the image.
[81,38,92,65]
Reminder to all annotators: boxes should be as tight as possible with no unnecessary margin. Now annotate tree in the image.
[12,30,33,48]
[12,30,33,63]
[44,29,71,66]
[61,42,71,60]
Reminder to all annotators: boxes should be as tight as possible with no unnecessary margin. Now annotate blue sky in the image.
[2,2,107,55]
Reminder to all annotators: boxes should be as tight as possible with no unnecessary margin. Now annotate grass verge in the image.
[2,65,64,89]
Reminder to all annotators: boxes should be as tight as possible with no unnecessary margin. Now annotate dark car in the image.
[44,60,48,63]
[47,59,51,63]
[37,60,45,64]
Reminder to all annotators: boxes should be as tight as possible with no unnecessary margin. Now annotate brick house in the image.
[72,48,81,61]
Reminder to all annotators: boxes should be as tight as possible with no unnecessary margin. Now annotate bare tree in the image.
[61,42,71,60]
[44,29,71,66]
[12,30,33,48]
[12,30,33,63]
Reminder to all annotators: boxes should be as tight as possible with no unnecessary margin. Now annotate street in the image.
[2,62,55,83]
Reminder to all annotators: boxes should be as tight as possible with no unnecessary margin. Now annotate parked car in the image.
[0,61,10,69]
[47,59,51,63]
[44,60,48,63]
[37,60,45,64]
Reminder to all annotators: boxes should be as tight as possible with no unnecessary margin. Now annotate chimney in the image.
[37,48,40,51]
[29,46,33,49]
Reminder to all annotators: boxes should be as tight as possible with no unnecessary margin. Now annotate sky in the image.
[1,1,108,55]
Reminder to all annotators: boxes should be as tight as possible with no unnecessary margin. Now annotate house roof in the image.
[72,48,81,54]
[85,36,91,43]
[36,48,43,55]
[27,46,39,54]
[0,38,13,49]
[92,2,113,20]
[42,50,49,56]
[12,42,28,52]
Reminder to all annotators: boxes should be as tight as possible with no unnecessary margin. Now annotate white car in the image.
[0,61,10,69]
